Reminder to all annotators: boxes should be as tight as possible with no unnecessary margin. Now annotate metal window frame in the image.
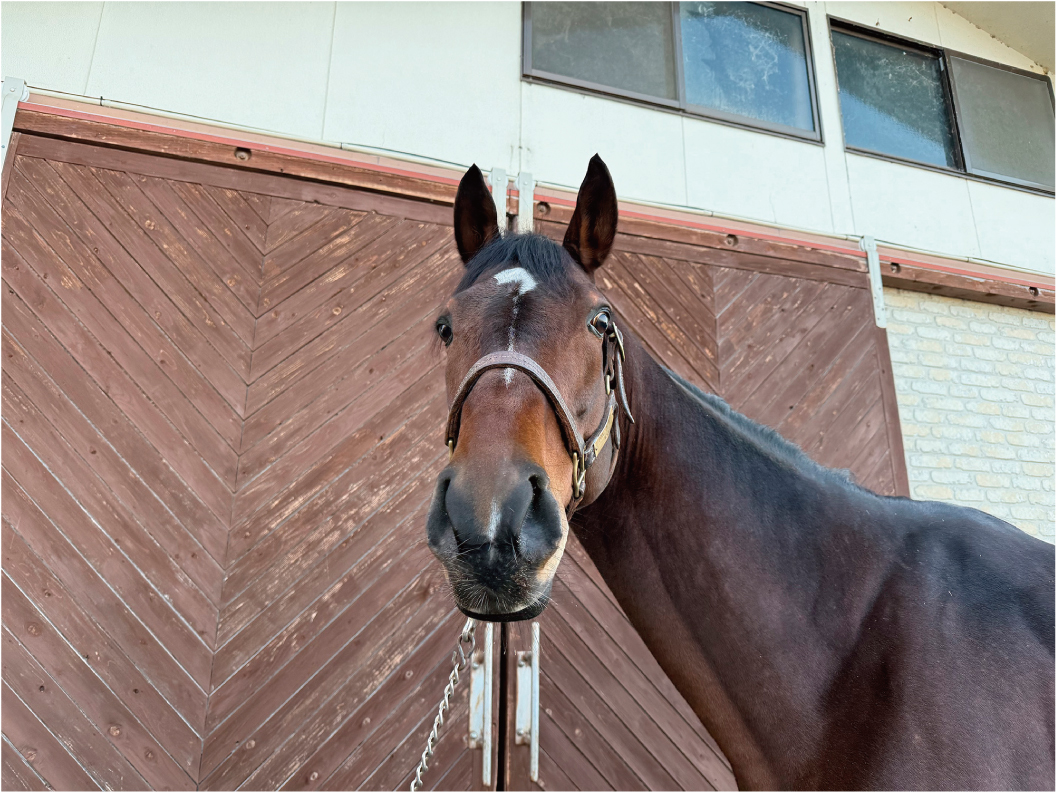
[944,50,1056,193]
[828,22,964,172]
[522,1,823,144]
[828,15,1056,196]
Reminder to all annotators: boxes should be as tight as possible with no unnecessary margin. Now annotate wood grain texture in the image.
[4,129,908,791]
[2,134,473,791]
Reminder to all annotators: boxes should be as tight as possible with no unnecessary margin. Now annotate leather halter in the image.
[445,323,633,518]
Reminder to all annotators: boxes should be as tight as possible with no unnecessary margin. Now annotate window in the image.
[523,2,821,141]
[831,23,1055,192]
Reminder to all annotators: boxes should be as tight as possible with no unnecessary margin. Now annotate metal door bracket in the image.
[516,172,535,234]
[468,622,494,786]
[489,168,508,232]
[514,622,540,782]
[860,235,888,329]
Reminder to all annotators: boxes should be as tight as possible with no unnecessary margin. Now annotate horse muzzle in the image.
[425,463,565,622]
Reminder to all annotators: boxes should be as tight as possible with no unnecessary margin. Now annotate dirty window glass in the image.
[949,56,1055,190]
[530,2,677,101]
[680,2,815,132]
[832,30,958,168]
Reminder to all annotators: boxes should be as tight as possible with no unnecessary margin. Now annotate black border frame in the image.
[828,15,1056,196]
[522,1,824,144]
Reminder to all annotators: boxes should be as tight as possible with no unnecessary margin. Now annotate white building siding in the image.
[2,1,1052,276]
[884,289,1055,542]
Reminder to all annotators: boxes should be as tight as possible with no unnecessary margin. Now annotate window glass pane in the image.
[949,57,1055,189]
[680,2,814,132]
[530,2,677,101]
[832,30,958,168]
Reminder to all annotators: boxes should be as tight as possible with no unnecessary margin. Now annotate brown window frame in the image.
[521,1,824,145]
[829,18,1056,196]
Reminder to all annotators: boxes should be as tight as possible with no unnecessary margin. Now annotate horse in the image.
[424,155,1056,790]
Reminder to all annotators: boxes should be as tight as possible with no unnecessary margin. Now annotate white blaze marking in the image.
[493,268,538,385]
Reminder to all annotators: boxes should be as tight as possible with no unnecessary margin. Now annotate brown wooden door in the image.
[2,119,907,793]
[1,131,483,791]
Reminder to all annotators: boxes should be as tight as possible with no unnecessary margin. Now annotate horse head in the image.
[426,155,629,621]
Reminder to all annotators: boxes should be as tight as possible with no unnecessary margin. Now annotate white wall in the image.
[2,1,1053,275]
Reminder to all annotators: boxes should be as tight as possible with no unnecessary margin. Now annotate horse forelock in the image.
[454,233,579,296]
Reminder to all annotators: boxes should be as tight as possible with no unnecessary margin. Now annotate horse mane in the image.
[455,233,575,294]
[663,367,861,489]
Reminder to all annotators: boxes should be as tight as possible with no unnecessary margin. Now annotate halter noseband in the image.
[444,323,633,518]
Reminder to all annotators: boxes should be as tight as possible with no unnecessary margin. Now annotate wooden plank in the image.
[1,285,227,560]
[205,185,267,252]
[208,538,429,732]
[134,174,261,314]
[274,610,461,791]
[238,286,439,458]
[3,378,218,652]
[2,735,50,792]
[1,248,233,525]
[231,363,443,533]
[257,212,397,312]
[5,169,246,453]
[1,682,98,791]
[550,577,732,783]
[1,132,20,201]
[239,331,436,485]
[223,401,445,609]
[537,205,866,273]
[250,225,452,377]
[246,252,459,416]
[873,327,911,496]
[264,202,330,254]
[883,262,1054,314]
[2,523,201,775]
[237,604,459,791]
[86,164,256,352]
[216,469,434,665]
[241,190,272,224]
[736,292,872,426]
[15,111,460,206]
[1,465,209,731]
[2,626,149,790]
[539,668,646,790]
[168,180,263,277]
[543,611,709,790]
[199,558,443,784]
[15,133,455,226]
[2,577,195,790]
[263,207,367,276]
[3,328,222,609]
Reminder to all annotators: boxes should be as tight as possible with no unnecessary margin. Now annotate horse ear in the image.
[453,164,500,264]
[564,154,618,274]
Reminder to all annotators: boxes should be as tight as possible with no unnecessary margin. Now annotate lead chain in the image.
[409,618,477,792]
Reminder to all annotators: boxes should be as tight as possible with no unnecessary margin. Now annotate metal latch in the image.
[515,622,540,782]
[467,622,494,786]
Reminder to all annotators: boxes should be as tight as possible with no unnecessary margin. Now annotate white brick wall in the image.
[884,289,1055,542]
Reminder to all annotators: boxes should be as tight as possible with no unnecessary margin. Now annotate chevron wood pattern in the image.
[1,137,471,791]
[2,132,745,792]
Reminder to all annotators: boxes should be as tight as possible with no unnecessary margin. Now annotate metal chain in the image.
[409,618,477,792]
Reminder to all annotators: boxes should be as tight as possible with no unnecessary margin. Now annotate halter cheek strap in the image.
[445,325,632,518]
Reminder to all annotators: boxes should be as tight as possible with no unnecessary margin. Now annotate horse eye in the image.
[589,310,611,337]
[436,320,453,346]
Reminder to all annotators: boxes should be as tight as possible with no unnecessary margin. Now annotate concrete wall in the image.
[2,1,1053,276]
[884,289,1055,542]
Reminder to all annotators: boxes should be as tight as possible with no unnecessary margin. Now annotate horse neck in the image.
[576,333,903,788]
